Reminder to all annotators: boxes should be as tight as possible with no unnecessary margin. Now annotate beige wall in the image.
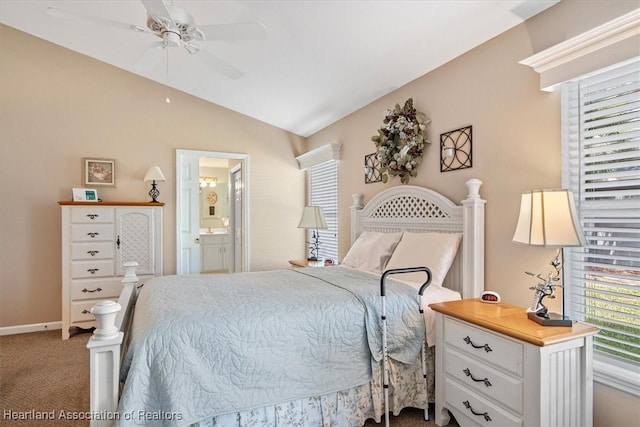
[305,0,639,423]
[1,0,637,422]
[0,25,306,327]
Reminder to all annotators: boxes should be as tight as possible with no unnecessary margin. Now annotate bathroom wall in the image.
[200,166,229,229]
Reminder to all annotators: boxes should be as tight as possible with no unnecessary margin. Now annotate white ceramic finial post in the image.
[352,193,364,210]
[122,261,139,284]
[465,178,483,199]
[90,300,121,340]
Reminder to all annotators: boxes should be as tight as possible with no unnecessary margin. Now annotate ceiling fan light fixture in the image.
[163,30,181,47]
[47,0,266,83]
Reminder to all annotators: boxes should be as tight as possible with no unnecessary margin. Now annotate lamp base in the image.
[148,182,160,203]
[527,311,573,327]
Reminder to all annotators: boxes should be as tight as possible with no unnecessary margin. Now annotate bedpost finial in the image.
[122,261,139,283]
[352,193,364,210]
[465,179,483,199]
[90,300,122,340]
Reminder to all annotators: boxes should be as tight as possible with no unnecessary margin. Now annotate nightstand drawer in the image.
[445,378,522,427]
[444,348,523,414]
[445,317,523,376]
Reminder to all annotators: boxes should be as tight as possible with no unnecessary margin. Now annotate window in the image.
[308,160,338,262]
[561,58,640,395]
[296,143,341,263]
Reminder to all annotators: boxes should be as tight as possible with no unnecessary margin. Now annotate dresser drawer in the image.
[71,260,114,279]
[445,378,522,427]
[445,317,523,376]
[70,278,122,301]
[70,300,111,323]
[71,224,115,242]
[70,242,114,260]
[444,348,523,414]
[70,207,114,223]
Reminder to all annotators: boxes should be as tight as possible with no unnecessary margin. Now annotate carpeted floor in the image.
[1,330,91,426]
[0,330,457,427]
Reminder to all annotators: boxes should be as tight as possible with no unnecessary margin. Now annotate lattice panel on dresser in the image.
[120,212,152,272]
[370,196,449,219]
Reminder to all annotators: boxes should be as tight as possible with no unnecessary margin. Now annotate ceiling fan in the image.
[46,0,268,79]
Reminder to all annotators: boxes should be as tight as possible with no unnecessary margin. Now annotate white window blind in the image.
[308,160,338,262]
[561,58,640,395]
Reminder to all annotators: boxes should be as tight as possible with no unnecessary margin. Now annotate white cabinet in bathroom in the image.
[201,233,229,272]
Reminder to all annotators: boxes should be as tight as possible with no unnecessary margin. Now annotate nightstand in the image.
[288,259,310,268]
[429,299,599,427]
[288,259,332,268]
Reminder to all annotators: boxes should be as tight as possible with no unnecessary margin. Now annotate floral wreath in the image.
[371,98,430,184]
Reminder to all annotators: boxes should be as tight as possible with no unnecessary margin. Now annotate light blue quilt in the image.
[117,267,425,426]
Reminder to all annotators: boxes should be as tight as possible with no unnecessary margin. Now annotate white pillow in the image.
[341,231,403,274]
[384,232,462,287]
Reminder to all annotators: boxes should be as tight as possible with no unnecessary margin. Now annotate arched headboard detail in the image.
[350,179,485,298]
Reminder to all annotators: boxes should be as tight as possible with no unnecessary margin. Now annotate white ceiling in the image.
[0,1,558,137]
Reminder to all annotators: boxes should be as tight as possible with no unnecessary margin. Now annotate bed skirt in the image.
[192,347,435,427]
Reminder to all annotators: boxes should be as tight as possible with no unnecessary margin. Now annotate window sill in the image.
[594,354,640,397]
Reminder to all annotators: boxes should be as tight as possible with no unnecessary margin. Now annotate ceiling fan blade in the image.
[197,22,268,41]
[191,44,244,80]
[140,0,173,22]
[46,7,149,33]
[132,42,164,72]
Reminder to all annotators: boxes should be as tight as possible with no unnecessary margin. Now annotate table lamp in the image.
[512,189,586,326]
[298,206,328,266]
[144,166,166,203]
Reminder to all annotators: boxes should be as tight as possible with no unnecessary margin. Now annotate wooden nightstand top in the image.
[429,299,599,347]
[288,259,310,268]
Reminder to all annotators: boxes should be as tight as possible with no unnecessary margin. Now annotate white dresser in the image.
[59,202,163,339]
[430,299,599,427]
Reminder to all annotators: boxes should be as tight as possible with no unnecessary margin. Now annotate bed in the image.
[86,179,485,427]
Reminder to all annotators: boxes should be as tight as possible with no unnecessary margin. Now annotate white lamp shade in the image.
[144,166,166,182]
[298,206,328,229]
[512,189,586,247]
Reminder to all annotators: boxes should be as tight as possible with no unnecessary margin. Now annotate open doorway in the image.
[176,149,249,275]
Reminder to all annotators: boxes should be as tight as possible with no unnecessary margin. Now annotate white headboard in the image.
[350,179,485,298]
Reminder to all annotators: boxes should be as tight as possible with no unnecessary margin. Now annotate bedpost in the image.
[462,179,485,298]
[86,262,139,426]
[86,301,123,427]
[350,193,364,245]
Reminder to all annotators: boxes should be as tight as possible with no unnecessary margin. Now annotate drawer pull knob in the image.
[87,232,99,238]
[87,268,99,274]
[81,287,102,293]
[463,368,492,387]
[463,400,492,422]
[463,336,493,353]
[81,309,91,314]
[87,250,99,256]
[86,214,99,219]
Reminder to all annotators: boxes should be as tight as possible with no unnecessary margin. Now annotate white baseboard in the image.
[0,321,62,336]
